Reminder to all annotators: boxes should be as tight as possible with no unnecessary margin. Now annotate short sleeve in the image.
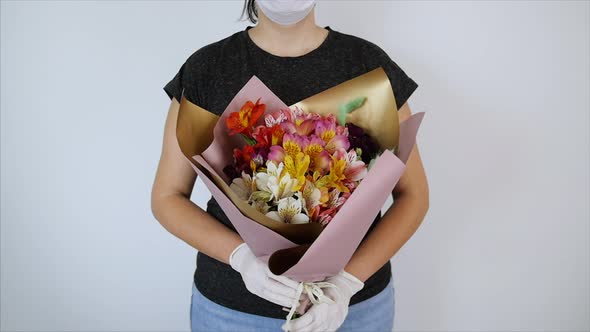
[163,56,201,106]
[363,43,419,110]
[163,61,186,103]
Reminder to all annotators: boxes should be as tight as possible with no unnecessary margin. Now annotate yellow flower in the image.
[283,138,302,160]
[320,129,335,144]
[313,156,349,193]
[284,152,310,192]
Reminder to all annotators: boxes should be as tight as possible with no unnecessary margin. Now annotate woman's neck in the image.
[247,9,329,57]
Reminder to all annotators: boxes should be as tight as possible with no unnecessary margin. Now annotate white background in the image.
[1,1,589,331]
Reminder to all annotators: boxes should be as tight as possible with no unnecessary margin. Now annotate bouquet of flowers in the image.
[176,67,425,320]
[223,96,383,227]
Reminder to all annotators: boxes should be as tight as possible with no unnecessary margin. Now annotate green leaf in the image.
[338,96,367,126]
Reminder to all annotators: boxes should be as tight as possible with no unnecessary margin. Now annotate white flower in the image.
[268,173,297,202]
[267,160,284,178]
[266,196,309,224]
[255,161,297,203]
[265,111,288,127]
[229,171,256,201]
[301,180,321,214]
[255,161,283,192]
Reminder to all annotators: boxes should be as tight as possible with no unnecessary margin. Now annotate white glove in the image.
[229,242,302,308]
[281,270,364,332]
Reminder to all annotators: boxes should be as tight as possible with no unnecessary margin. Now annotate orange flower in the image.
[226,98,266,136]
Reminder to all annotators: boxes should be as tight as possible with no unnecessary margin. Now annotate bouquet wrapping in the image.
[176,67,424,317]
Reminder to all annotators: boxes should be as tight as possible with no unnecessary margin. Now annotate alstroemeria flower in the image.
[324,135,350,155]
[336,123,349,136]
[250,190,273,203]
[334,148,367,182]
[311,150,332,174]
[268,145,286,164]
[265,160,284,178]
[226,98,266,136]
[265,109,289,127]
[231,145,256,175]
[326,188,347,209]
[282,133,306,159]
[253,124,284,148]
[308,205,321,223]
[250,200,270,214]
[317,207,336,226]
[266,196,309,224]
[314,155,349,193]
[315,117,337,144]
[286,106,306,122]
[284,152,310,192]
[342,179,358,192]
[304,136,325,157]
[256,161,297,202]
[268,174,298,202]
[281,118,316,136]
[303,136,329,173]
[229,171,256,202]
[251,146,268,170]
[301,180,321,214]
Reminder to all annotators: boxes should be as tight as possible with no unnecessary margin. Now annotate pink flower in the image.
[326,189,347,209]
[336,124,348,136]
[312,150,332,174]
[318,207,337,226]
[281,118,316,136]
[336,148,367,180]
[268,145,286,163]
[324,135,350,154]
[315,118,337,142]
[334,148,367,182]
[283,133,310,152]
[342,179,358,192]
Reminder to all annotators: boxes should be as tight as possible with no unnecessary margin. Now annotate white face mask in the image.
[256,0,317,26]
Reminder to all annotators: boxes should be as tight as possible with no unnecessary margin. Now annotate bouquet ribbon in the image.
[283,280,340,328]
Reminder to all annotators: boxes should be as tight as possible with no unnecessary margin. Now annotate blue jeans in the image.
[190,278,395,332]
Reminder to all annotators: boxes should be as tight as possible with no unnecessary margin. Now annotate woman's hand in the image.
[229,242,302,308]
[281,270,365,332]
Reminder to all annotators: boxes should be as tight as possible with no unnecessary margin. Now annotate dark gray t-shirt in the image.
[163,25,418,319]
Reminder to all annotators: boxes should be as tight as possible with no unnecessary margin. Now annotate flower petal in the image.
[266,211,282,222]
[291,213,310,224]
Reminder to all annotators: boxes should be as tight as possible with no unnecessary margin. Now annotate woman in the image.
[151,0,429,331]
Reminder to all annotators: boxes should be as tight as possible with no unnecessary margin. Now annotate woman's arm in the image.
[150,98,244,264]
[343,102,430,282]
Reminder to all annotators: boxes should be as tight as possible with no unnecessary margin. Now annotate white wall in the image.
[1,1,588,331]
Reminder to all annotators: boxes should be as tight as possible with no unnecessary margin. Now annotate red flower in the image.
[225,98,266,136]
[252,124,285,149]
